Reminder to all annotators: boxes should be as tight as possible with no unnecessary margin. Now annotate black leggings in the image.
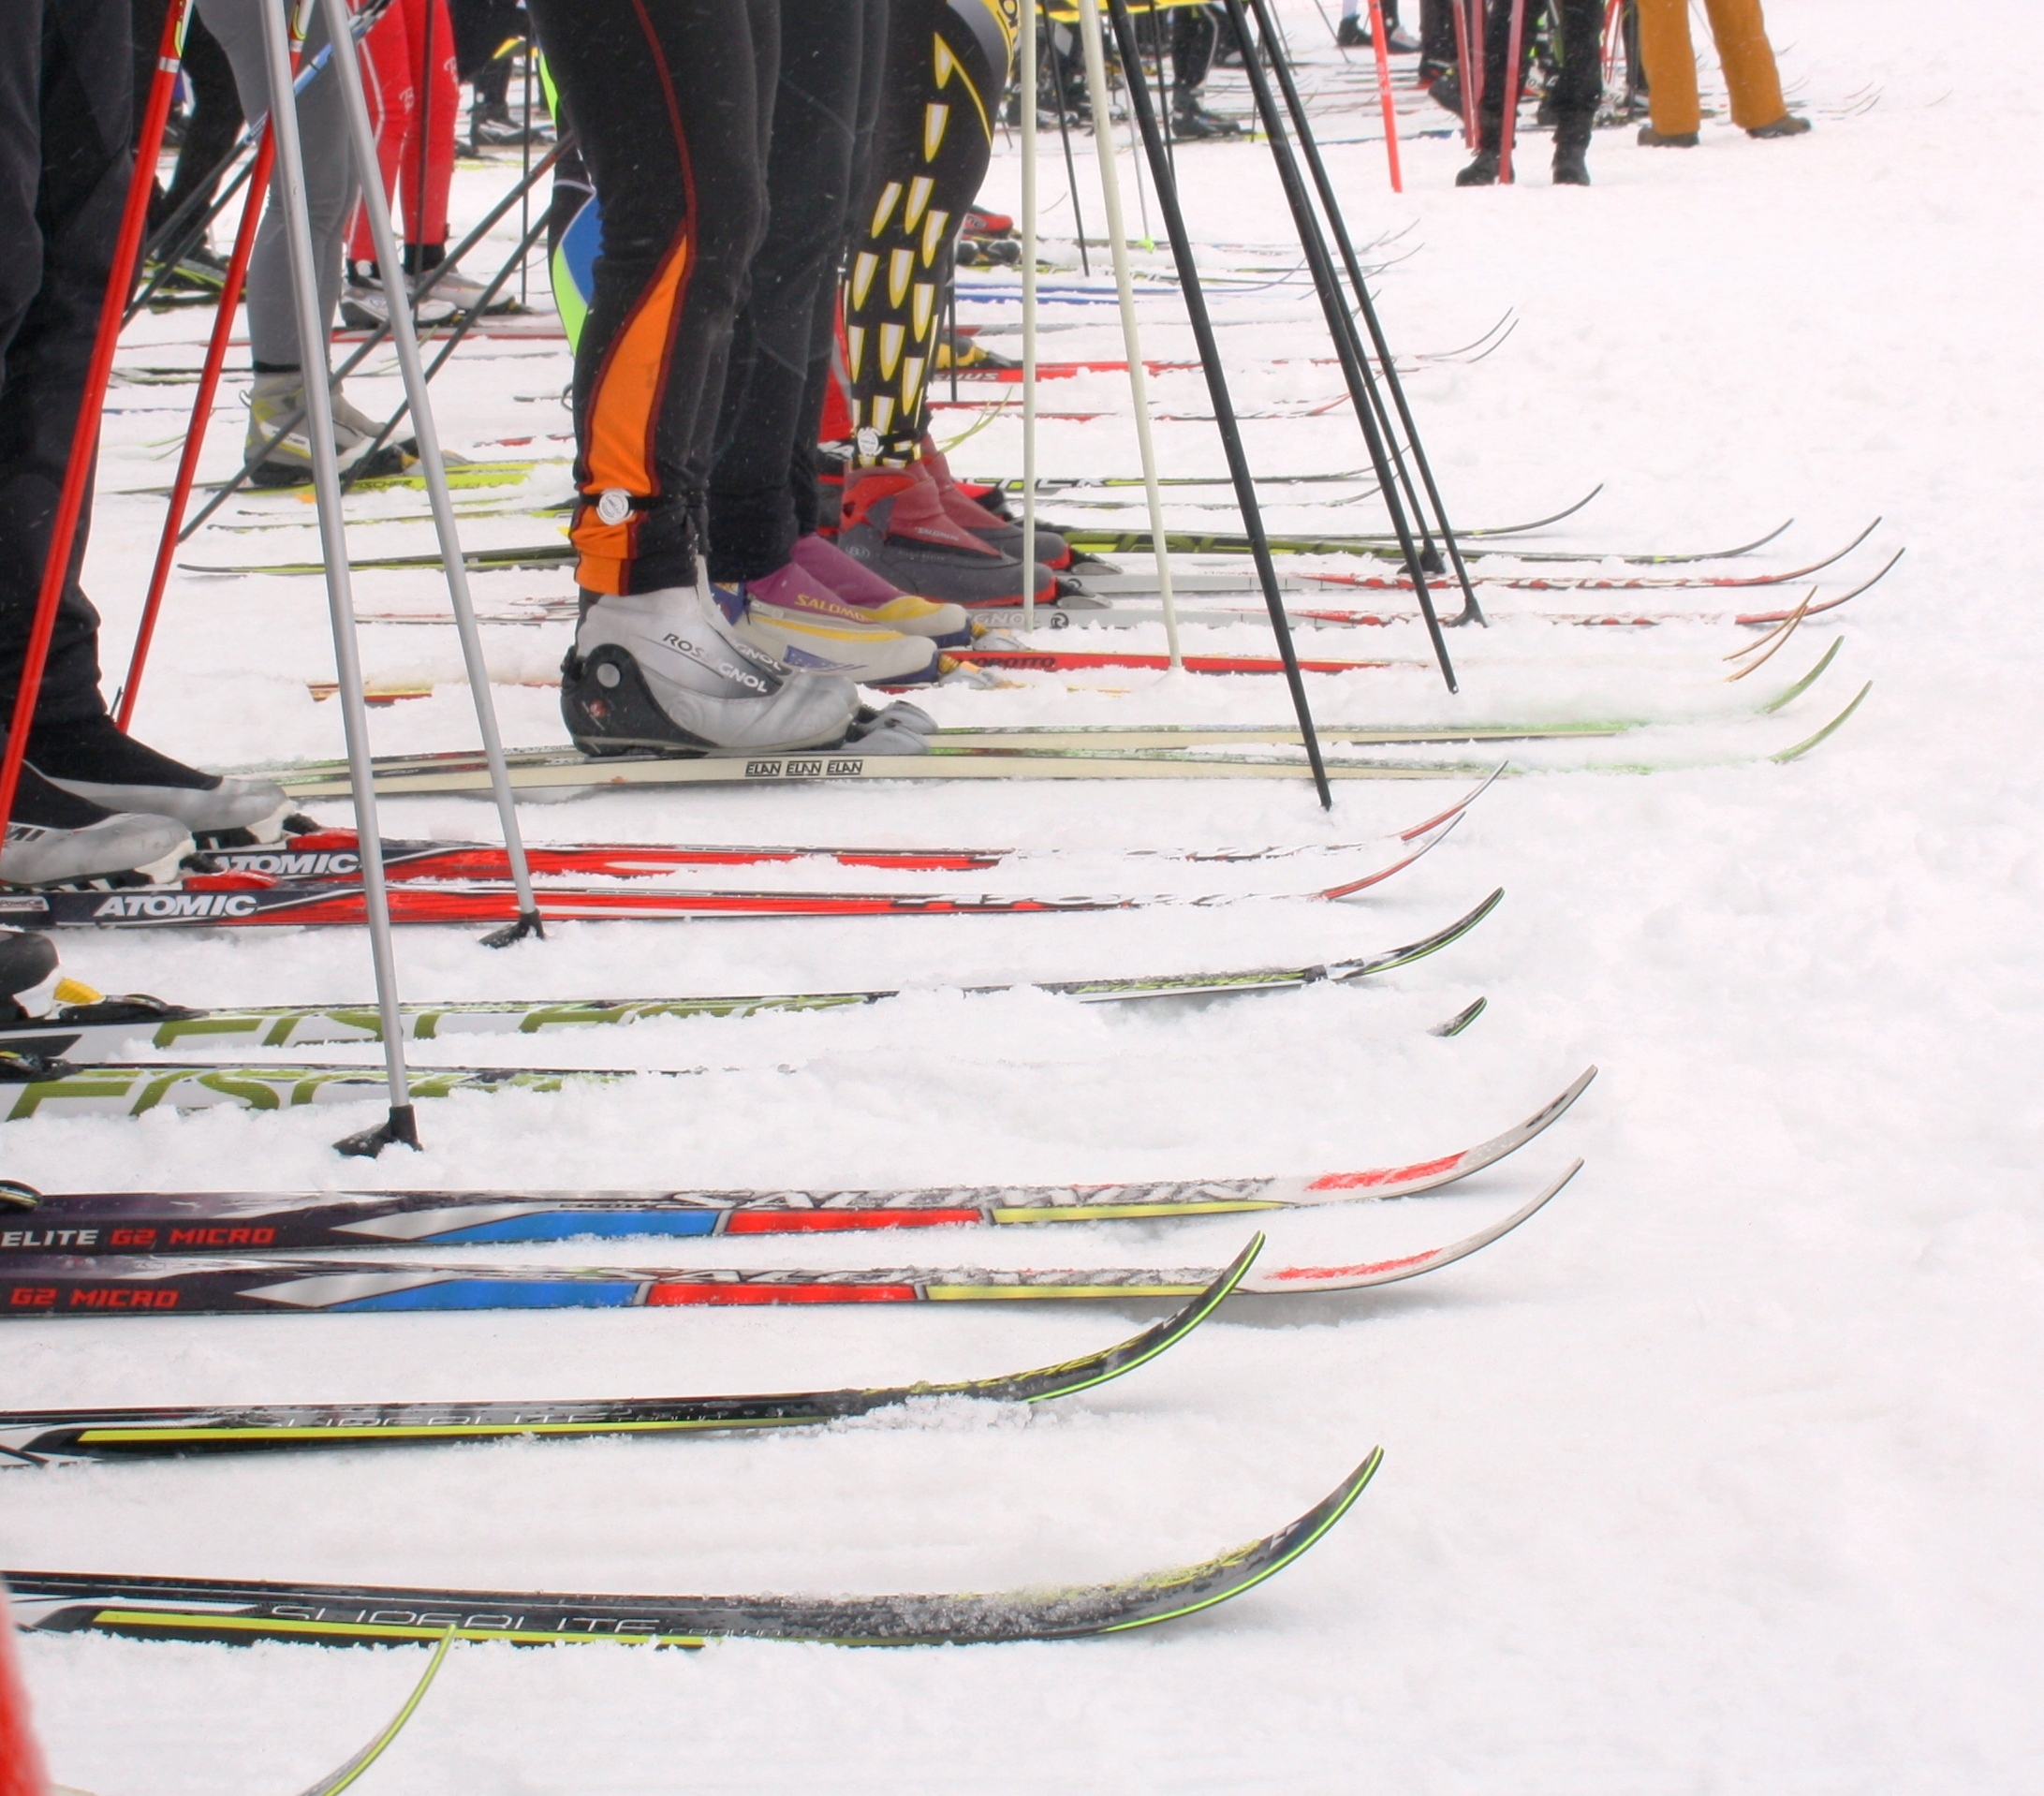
[1478,0,1604,142]
[525,0,775,596]
[845,0,1014,469]
[707,0,887,582]
[0,0,128,730]
[132,0,243,238]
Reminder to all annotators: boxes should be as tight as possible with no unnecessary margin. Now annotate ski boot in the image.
[0,928,57,1014]
[919,438,1071,568]
[1747,114,1812,139]
[1552,130,1591,185]
[1455,148,1501,185]
[787,536,973,644]
[1172,91,1243,139]
[1335,13,1365,46]
[246,373,409,488]
[734,565,945,685]
[561,579,876,757]
[2,766,191,888]
[30,714,289,845]
[1638,125,1698,147]
[837,464,1057,607]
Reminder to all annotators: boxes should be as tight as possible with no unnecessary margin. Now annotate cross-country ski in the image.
[0,1242,1260,1461]
[0,1067,1590,1248]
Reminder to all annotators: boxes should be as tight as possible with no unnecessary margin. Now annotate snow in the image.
[8,0,2043,1787]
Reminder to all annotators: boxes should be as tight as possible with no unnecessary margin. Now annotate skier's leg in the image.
[705,0,948,683]
[0,1,283,872]
[402,0,459,268]
[1633,0,1701,139]
[709,0,871,587]
[1549,0,1602,180]
[531,0,859,753]
[839,0,1057,606]
[1699,0,1801,133]
[198,0,394,483]
[159,8,245,233]
[346,0,419,275]
[1172,7,1240,138]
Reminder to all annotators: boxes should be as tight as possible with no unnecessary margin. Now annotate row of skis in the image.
[0,758,1595,1655]
[0,517,1880,1656]
[13,250,1888,1712]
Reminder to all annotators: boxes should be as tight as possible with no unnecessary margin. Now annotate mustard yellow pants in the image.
[1636,0,1788,135]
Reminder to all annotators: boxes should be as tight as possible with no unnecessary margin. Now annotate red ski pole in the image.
[1468,0,1485,124]
[1497,0,1528,182]
[1449,0,1477,147]
[117,125,275,730]
[0,1583,51,1796]
[1364,0,1404,191]
[0,0,192,839]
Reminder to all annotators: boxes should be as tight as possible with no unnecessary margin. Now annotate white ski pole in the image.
[317,0,542,947]
[255,0,416,1155]
[1076,0,1180,665]
[1021,0,1038,629]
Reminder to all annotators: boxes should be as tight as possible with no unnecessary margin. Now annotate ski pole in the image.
[255,0,418,1156]
[117,124,278,730]
[1021,0,1039,631]
[0,0,192,849]
[1468,0,1486,131]
[1499,0,1528,182]
[1247,0,1484,624]
[1364,0,1404,190]
[1100,0,1332,807]
[1220,0,1455,690]
[1449,0,1476,147]
[318,0,543,950]
[1075,0,1180,665]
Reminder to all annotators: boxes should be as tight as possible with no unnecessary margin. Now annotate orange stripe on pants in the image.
[572,232,693,596]
[1637,0,1788,137]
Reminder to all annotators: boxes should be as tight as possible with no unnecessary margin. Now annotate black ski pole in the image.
[1247,0,1485,626]
[1217,0,1456,691]
[1097,0,1333,808]
[1242,0,1445,583]
[1045,13,1092,276]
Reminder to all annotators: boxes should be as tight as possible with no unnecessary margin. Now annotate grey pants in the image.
[195,0,358,369]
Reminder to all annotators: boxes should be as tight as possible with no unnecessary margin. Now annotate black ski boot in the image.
[1173,91,1242,139]
[1552,131,1591,185]
[1456,148,1500,185]
[1748,113,1812,139]
[1638,125,1699,147]
[1335,13,1365,47]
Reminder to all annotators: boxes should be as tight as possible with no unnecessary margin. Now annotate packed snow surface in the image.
[7,1,2040,1788]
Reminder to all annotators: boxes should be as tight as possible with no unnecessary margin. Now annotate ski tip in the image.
[1428,995,1487,1037]
[984,1233,1266,1406]
[1758,635,1844,714]
[1318,812,1463,902]
[1098,1444,1386,1637]
[1243,1157,1582,1296]
[1772,681,1871,763]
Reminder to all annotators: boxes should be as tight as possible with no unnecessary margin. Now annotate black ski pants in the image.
[707,0,888,583]
[525,0,775,596]
[1478,0,1603,144]
[0,0,126,731]
[132,0,243,238]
